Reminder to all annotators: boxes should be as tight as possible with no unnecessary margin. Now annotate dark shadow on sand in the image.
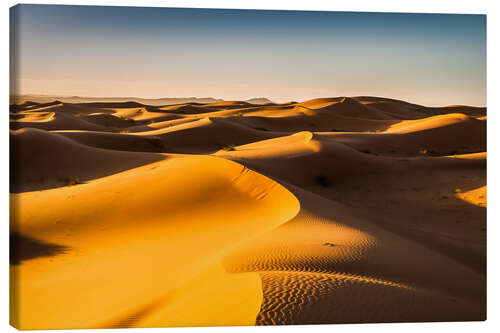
[10,232,69,265]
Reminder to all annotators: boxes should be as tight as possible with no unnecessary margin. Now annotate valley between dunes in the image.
[9,96,486,329]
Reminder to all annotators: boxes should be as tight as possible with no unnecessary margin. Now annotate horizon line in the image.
[9,93,487,108]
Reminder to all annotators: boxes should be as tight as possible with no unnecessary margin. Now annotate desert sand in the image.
[9,96,486,329]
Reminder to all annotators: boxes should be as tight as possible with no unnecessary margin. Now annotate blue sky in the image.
[10,4,486,106]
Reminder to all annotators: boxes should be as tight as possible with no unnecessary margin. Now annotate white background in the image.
[1,0,498,332]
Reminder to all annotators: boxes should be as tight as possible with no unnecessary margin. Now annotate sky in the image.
[10,5,486,106]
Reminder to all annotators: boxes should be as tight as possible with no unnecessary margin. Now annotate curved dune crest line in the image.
[384,113,476,133]
[10,155,300,330]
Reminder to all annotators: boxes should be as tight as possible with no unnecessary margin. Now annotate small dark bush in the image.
[146,136,164,150]
[63,176,83,186]
[420,149,440,156]
[316,175,329,187]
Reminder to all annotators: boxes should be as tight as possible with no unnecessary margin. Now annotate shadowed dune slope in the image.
[365,101,427,119]
[10,128,165,192]
[320,113,486,156]
[11,102,113,116]
[313,97,396,120]
[215,131,392,187]
[227,110,399,132]
[54,130,168,153]
[157,103,216,114]
[224,183,485,324]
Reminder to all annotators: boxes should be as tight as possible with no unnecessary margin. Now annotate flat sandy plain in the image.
[9,96,486,329]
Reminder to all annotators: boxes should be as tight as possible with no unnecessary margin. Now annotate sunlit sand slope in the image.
[10,155,300,329]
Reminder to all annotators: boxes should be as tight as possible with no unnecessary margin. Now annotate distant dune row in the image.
[10,96,486,329]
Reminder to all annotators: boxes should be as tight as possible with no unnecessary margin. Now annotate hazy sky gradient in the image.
[11,5,486,106]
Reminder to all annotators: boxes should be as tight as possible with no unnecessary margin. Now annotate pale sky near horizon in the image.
[10,5,486,106]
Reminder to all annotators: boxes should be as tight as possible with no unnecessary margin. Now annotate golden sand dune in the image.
[77,112,149,128]
[384,113,482,133]
[10,96,486,328]
[159,104,265,119]
[111,107,182,122]
[128,117,279,153]
[125,117,202,132]
[10,111,55,122]
[10,111,113,132]
[11,155,300,329]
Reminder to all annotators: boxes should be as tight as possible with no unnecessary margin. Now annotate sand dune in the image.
[129,117,279,153]
[10,110,114,132]
[224,183,485,324]
[217,132,485,271]
[228,110,399,132]
[12,101,113,115]
[11,154,299,329]
[54,130,168,153]
[111,107,182,122]
[158,103,218,114]
[311,97,396,120]
[10,128,165,192]
[365,101,427,119]
[215,131,392,188]
[319,113,486,156]
[10,96,486,328]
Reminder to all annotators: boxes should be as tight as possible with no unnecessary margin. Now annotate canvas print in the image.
[9,4,486,330]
